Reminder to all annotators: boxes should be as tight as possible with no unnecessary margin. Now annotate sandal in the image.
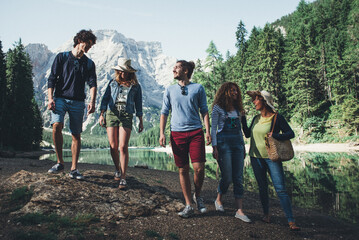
[289,222,300,231]
[119,179,127,189]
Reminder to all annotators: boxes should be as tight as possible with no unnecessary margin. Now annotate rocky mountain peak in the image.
[25,30,177,133]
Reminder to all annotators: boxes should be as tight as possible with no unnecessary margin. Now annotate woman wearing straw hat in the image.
[211,82,251,223]
[99,58,143,189]
[242,90,300,231]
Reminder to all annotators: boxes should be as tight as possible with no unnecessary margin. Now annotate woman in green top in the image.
[242,90,300,231]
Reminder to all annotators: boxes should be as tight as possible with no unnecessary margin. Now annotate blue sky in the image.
[0,0,315,60]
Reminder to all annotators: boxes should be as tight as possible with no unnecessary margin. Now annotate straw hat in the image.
[112,58,137,73]
[247,90,276,112]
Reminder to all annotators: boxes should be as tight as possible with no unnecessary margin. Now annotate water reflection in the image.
[42,148,178,172]
[282,152,359,225]
[241,152,359,225]
[42,149,359,224]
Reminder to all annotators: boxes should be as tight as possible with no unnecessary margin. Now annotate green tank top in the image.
[249,115,274,158]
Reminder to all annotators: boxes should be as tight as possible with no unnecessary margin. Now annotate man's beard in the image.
[174,74,185,80]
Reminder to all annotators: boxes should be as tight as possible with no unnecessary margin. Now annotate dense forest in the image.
[191,0,359,144]
[1,0,358,150]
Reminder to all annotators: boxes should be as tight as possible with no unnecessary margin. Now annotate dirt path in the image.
[0,151,358,240]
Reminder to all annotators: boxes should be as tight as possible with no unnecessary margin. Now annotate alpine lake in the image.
[41,147,359,225]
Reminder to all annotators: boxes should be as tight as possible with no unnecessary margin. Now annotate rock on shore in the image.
[2,170,184,220]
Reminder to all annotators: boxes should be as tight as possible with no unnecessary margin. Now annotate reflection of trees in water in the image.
[207,152,359,224]
[284,152,359,224]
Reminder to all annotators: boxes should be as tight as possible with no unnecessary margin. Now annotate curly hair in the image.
[212,82,244,112]
[73,29,97,47]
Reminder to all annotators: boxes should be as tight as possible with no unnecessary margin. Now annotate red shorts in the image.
[170,128,206,168]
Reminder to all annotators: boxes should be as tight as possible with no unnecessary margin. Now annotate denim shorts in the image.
[51,97,85,135]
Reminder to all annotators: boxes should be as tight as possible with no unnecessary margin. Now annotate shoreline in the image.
[152,142,359,154]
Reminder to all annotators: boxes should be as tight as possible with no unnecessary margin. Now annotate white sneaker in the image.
[214,200,225,212]
[68,169,84,180]
[114,171,121,180]
[193,193,207,213]
[235,212,251,223]
[48,163,64,173]
[178,205,194,218]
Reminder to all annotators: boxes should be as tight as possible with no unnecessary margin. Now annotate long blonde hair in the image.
[212,82,244,112]
[114,70,139,86]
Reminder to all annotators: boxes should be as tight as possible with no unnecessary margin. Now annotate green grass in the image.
[13,212,101,240]
[74,213,101,225]
[10,186,33,202]
[168,232,180,240]
[145,230,163,239]
[144,230,179,240]
[16,212,99,226]
[1,186,34,213]
[12,230,57,240]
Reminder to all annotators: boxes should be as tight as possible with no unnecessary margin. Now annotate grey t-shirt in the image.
[161,82,208,132]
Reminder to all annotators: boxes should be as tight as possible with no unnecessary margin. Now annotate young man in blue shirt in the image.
[47,29,97,180]
[159,60,211,218]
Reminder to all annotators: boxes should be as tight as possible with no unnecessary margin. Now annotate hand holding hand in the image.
[206,133,212,145]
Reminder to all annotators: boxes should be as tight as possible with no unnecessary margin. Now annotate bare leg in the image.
[52,122,64,164]
[107,127,120,171]
[179,164,192,205]
[193,162,205,198]
[71,134,81,171]
[118,127,131,179]
[216,193,223,205]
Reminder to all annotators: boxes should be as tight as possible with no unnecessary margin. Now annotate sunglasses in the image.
[181,86,186,95]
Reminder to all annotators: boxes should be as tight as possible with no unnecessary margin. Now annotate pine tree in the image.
[4,40,42,150]
[284,24,319,124]
[225,20,248,91]
[199,41,226,104]
[0,41,6,148]
[242,26,261,92]
[235,20,247,52]
[346,0,359,99]
[256,24,285,100]
[241,25,285,108]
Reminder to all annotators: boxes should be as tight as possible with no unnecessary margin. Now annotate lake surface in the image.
[41,148,359,224]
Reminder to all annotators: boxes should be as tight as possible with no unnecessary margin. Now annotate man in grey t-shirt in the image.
[159,60,211,218]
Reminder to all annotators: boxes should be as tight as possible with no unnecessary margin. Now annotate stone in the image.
[2,170,184,220]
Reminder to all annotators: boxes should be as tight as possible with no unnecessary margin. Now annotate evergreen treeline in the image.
[0,40,43,151]
[133,125,161,147]
[2,0,358,150]
[192,0,359,143]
